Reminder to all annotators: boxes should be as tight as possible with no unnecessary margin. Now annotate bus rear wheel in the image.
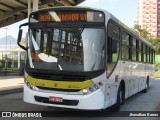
[142,78,149,93]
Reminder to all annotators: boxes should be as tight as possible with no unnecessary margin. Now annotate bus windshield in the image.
[28,25,105,72]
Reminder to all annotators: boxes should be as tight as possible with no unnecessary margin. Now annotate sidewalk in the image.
[0,76,24,95]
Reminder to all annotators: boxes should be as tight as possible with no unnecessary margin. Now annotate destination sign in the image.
[30,11,104,23]
[39,13,87,22]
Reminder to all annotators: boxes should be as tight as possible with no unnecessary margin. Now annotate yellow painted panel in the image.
[27,76,93,90]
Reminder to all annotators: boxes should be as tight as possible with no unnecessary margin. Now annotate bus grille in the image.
[34,96,79,106]
[31,72,88,81]
[37,86,80,92]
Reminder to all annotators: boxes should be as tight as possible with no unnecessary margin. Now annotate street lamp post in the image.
[5,28,8,50]
[5,28,8,76]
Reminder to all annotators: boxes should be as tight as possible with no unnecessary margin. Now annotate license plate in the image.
[49,96,63,103]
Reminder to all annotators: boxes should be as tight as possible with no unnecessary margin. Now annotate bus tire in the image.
[120,81,125,105]
[111,85,123,112]
[142,78,149,93]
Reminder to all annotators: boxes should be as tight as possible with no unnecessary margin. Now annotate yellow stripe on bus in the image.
[27,76,94,90]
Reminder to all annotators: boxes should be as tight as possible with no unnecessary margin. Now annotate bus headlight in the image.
[24,71,38,91]
[24,79,31,89]
[24,79,38,91]
[82,89,88,95]
[81,82,103,95]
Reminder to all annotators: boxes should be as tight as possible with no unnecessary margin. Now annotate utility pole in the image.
[5,28,8,76]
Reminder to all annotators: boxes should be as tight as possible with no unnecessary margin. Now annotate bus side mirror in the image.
[18,29,22,43]
[17,22,29,51]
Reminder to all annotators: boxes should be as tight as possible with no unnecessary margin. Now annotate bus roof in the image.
[38,6,91,11]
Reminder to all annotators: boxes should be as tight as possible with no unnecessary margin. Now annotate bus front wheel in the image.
[111,84,124,111]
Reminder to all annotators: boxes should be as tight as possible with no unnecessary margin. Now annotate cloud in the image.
[108,0,120,3]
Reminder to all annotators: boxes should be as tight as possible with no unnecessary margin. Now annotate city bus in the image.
[17,6,155,111]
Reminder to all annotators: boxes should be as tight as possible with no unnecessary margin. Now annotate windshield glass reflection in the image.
[29,27,105,72]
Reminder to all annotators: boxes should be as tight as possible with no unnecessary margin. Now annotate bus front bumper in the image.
[23,83,104,110]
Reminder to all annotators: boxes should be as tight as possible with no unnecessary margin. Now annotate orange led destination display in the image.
[30,11,104,23]
[39,13,87,22]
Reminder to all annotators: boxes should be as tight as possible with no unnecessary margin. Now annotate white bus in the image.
[17,7,155,111]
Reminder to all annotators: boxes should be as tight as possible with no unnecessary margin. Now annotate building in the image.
[158,0,160,37]
[137,0,159,37]
[0,44,25,69]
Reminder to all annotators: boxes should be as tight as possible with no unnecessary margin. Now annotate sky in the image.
[0,0,137,38]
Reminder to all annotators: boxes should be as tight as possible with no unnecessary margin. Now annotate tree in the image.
[134,24,150,40]
[150,38,160,54]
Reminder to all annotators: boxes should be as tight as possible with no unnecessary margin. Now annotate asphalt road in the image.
[1,79,160,120]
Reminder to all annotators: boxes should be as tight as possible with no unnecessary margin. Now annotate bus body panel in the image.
[105,60,155,106]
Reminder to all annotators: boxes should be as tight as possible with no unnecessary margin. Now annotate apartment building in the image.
[137,0,160,37]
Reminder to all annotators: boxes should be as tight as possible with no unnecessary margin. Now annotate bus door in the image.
[107,22,120,105]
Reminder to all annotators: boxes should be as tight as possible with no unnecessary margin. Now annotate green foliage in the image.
[134,24,150,40]
[157,64,160,69]
[155,55,160,63]
[155,73,160,78]
[149,38,160,54]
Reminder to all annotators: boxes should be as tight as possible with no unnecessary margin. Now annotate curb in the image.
[0,87,23,95]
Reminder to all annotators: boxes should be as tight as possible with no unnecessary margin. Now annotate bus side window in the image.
[141,43,144,62]
[121,31,129,60]
[112,40,118,53]
[151,49,153,64]
[139,41,142,62]
[107,37,119,62]
[107,37,112,63]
